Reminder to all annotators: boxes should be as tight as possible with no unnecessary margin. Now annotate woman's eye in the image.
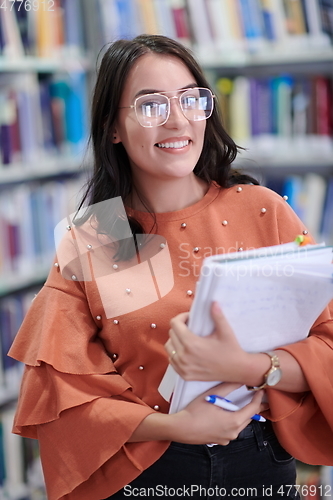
[143,101,162,109]
[146,102,158,108]
[183,96,197,107]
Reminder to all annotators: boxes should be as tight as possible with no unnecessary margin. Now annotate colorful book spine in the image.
[153,0,177,39]
[57,0,84,56]
[170,0,191,42]
[313,76,332,136]
[186,0,213,48]
[138,0,159,34]
[320,177,333,244]
[281,0,307,35]
[260,0,277,40]
[318,0,333,39]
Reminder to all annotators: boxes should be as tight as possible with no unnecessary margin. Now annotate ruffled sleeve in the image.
[259,188,333,465]
[8,248,169,500]
[266,302,333,465]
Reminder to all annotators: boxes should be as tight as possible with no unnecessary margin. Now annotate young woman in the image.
[9,35,333,500]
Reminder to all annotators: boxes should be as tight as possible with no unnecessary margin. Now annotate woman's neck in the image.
[128,174,209,213]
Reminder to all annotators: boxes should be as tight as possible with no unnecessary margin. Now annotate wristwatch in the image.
[247,351,282,391]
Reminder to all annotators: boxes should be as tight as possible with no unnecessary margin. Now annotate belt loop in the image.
[251,421,267,451]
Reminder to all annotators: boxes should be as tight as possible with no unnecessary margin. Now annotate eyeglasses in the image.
[119,87,215,128]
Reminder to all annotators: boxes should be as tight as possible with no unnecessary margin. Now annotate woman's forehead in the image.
[123,53,196,97]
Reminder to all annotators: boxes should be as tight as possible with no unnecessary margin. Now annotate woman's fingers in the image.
[165,312,190,361]
[201,384,265,433]
[241,390,264,418]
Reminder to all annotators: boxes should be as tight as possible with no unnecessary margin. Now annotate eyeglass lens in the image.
[135,88,213,127]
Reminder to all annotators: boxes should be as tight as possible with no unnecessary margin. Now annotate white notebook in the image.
[159,242,333,413]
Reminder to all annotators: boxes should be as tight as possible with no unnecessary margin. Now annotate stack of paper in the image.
[164,241,333,413]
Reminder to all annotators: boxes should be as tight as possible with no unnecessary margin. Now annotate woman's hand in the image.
[172,382,264,445]
[128,382,265,445]
[165,302,250,384]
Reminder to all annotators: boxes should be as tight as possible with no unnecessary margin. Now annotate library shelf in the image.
[0,265,50,298]
[198,47,333,70]
[0,55,92,73]
[0,155,89,185]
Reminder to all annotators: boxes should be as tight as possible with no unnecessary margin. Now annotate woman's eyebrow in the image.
[134,83,198,99]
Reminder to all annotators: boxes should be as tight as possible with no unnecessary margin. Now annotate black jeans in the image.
[106,421,299,499]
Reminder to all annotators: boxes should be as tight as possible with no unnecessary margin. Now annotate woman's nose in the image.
[164,97,188,128]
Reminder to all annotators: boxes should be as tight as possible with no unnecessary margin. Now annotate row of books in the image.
[266,173,333,244]
[0,176,85,287]
[0,71,88,168]
[216,74,333,158]
[0,403,46,499]
[186,0,333,56]
[1,0,333,62]
[0,0,86,59]
[93,0,333,58]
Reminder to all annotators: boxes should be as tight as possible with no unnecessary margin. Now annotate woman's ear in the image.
[112,129,122,144]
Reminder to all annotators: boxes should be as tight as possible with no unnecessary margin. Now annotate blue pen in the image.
[205,395,266,422]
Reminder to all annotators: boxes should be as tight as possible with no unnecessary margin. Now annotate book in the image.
[153,0,177,38]
[229,76,251,144]
[170,0,191,43]
[138,0,159,34]
[271,74,293,144]
[303,0,331,47]
[259,0,277,40]
[12,1,31,55]
[1,407,26,498]
[115,0,142,39]
[268,0,290,45]
[186,0,213,49]
[238,0,266,51]
[61,0,85,56]
[282,0,307,35]
[320,177,333,245]
[0,7,25,57]
[302,173,327,240]
[206,0,230,46]
[313,76,331,136]
[225,0,245,45]
[159,241,333,412]
[215,77,233,133]
[283,175,304,221]
[318,0,333,39]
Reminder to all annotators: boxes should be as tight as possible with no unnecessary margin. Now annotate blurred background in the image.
[0,1,332,498]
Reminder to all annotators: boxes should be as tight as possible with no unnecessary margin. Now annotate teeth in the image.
[157,140,189,149]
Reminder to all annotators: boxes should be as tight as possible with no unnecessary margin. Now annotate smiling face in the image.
[114,53,206,186]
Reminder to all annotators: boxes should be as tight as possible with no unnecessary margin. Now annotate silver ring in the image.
[170,350,177,361]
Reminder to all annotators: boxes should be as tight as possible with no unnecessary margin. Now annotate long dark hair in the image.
[75,34,258,259]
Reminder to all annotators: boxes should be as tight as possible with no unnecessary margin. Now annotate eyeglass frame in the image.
[118,87,216,128]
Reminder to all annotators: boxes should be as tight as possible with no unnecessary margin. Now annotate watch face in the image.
[267,368,282,386]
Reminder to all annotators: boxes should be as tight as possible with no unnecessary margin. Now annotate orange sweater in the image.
[9,183,333,500]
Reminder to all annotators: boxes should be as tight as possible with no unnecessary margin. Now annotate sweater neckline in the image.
[126,182,221,223]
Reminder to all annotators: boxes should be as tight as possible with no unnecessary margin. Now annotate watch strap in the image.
[246,351,280,391]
